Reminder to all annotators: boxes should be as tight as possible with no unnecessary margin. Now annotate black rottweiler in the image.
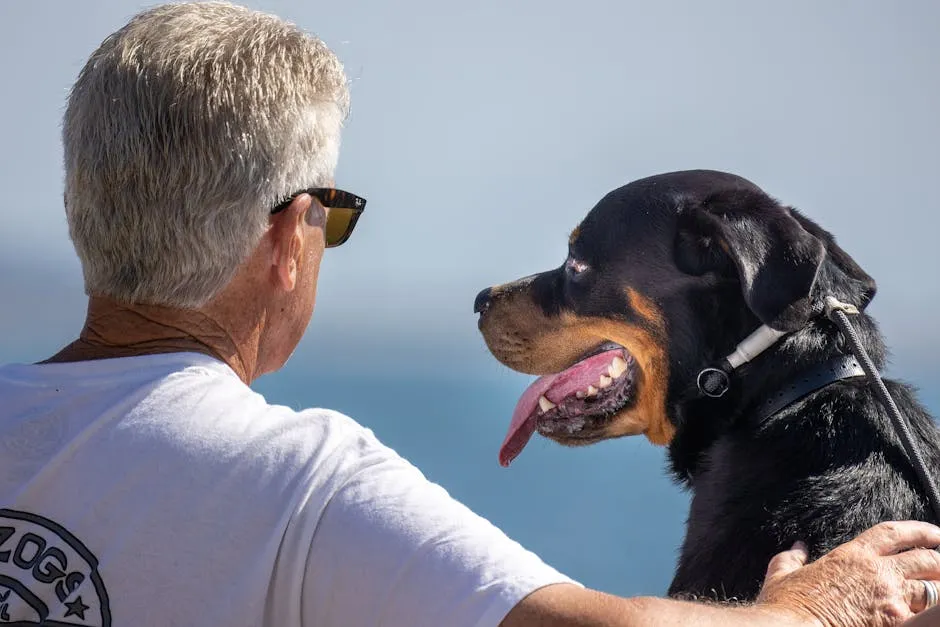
[474,169,940,601]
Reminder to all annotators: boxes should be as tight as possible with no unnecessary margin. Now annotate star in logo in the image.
[64,595,89,620]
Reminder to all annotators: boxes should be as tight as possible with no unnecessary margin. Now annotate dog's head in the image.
[475,170,876,466]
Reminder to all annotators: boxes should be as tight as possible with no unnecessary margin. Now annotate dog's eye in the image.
[565,258,589,275]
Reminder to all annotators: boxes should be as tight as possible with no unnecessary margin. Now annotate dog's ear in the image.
[675,189,827,332]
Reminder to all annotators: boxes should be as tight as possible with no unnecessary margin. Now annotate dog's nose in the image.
[474,287,493,315]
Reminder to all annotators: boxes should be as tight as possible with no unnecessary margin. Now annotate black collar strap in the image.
[751,354,866,426]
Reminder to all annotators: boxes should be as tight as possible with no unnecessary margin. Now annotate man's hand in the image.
[502,520,940,626]
[758,521,940,627]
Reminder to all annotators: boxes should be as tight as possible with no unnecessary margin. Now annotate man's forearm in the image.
[502,585,812,627]
[617,595,808,627]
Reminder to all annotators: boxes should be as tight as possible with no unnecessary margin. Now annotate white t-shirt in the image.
[0,352,576,626]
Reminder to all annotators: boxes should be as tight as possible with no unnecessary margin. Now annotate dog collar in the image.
[750,354,866,426]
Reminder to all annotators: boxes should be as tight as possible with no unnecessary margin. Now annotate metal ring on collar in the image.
[696,367,730,398]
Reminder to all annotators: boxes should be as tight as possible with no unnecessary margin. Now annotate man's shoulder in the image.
[26,352,389,479]
[151,365,376,467]
[1,352,391,488]
[128,351,367,435]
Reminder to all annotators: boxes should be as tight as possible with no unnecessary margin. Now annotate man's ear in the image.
[675,189,826,332]
[269,194,313,292]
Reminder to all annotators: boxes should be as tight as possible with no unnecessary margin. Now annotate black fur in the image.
[477,169,940,601]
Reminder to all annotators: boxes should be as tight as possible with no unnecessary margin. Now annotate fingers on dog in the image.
[764,542,809,582]
[856,521,940,556]
[894,548,940,579]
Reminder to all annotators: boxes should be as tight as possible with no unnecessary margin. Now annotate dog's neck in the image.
[666,313,888,483]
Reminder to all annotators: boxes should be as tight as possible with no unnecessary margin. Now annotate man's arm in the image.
[503,521,940,627]
[503,586,808,627]
[500,584,813,627]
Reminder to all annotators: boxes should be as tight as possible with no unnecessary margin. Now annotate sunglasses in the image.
[270,188,367,248]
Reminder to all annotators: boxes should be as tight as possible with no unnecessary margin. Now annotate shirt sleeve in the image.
[298,421,579,627]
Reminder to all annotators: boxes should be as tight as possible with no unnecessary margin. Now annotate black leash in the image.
[824,297,940,524]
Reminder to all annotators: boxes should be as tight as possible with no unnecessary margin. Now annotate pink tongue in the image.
[499,349,624,467]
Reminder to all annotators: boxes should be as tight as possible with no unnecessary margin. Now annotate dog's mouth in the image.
[499,342,638,466]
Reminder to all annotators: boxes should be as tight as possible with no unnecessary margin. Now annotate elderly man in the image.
[1,2,939,626]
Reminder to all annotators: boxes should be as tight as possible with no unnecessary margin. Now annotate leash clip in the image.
[824,296,860,318]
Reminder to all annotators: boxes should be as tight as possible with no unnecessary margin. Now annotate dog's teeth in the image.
[598,375,612,388]
[586,385,598,397]
[576,390,586,399]
[609,356,628,379]
[538,396,556,413]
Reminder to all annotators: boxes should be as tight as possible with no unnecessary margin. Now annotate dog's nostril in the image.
[474,287,493,314]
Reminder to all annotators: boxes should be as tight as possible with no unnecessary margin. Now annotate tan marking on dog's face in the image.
[478,284,674,446]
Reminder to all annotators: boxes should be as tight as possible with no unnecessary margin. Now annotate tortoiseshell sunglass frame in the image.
[270,188,367,248]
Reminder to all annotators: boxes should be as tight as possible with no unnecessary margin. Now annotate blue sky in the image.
[1,0,939,596]
[2,1,939,374]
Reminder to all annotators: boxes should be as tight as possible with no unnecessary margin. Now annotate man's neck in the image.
[44,296,259,383]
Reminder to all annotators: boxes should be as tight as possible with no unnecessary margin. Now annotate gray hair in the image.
[63,1,349,307]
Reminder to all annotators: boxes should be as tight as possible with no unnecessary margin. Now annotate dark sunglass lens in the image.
[325,207,356,246]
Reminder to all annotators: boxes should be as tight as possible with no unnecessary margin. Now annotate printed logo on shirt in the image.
[0,509,110,626]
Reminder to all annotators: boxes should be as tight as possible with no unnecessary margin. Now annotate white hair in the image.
[63,1,349,308]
